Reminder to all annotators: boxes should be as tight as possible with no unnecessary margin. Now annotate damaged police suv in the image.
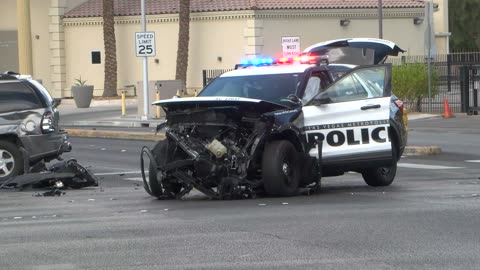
[0,72,71,182]
[142,38,408,199]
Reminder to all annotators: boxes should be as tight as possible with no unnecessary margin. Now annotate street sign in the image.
[281,36,301,57]
[135,32,156,57]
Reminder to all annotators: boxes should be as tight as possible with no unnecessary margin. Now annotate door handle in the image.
[361,104,381,110]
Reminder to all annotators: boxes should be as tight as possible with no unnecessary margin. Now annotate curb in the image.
[403,145,442,156]
[65,129,163,141]
[66,128,443,156]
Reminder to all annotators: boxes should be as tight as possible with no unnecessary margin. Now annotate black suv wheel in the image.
[262,140,301,196]
[0,141,24,181]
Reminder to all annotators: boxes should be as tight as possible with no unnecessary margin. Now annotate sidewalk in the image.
[58,98,445,155]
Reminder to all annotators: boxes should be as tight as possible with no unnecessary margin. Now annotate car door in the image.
[302,65,393,166]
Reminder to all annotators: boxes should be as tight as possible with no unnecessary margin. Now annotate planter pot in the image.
[71,85,94,108]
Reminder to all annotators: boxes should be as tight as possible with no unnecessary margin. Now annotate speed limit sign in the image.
[135,32,156,57]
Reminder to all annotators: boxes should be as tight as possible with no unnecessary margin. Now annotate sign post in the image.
[281,36,301,57]
[139,0,150,120]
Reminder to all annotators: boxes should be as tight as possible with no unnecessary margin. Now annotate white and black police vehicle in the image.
[141,38,408,199]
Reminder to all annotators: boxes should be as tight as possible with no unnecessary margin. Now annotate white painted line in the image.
[398,163,464,170]
[94,171,142,176]
[124,177,143,182]
[465,160,480,163]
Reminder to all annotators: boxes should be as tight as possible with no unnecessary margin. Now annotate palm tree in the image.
[175,0,190,93]
[102,0,118,97]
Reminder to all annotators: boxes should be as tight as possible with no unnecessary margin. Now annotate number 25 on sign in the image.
[135,32,156,57]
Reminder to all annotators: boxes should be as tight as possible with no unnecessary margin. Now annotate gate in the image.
[460,65,480,115]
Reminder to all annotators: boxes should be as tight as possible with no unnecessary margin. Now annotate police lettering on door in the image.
[304,119,390,148]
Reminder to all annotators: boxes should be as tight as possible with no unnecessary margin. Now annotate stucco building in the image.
[1,0,449,98]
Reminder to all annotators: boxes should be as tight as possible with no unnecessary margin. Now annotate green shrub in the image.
[392,62,439,112]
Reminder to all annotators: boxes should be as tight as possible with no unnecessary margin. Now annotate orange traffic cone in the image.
[442,96,454,118]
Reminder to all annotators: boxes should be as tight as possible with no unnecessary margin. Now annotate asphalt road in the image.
[1,116,480,269]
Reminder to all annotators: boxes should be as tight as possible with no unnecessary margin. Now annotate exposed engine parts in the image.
[141,105,321,200]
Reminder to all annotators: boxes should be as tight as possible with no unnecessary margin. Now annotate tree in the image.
[449,0,480,51]
[175,0,190,93]
[102,0,118,97]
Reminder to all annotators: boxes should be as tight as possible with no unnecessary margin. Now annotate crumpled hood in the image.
[153,96,288,113]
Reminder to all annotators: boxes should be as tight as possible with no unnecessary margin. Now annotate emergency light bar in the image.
[236,54,328,69]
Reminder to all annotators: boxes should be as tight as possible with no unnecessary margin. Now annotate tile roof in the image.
[64,0,425,18]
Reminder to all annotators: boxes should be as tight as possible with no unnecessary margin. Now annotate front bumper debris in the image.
[0,159,98,190]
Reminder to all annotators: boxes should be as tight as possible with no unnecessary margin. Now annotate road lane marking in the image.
[94,171,142,176]
[124,177,143,181]
[398,163,464,170]
[465,160,480,163]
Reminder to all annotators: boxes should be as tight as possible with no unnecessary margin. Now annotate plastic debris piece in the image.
[87,199,95,201]
[281,202,288,205]
[140,210,148,213]
[164,209,169,211]
[109,198,116,201]
[54,181,64,188]
[258,203,267,206]
[121,150,127,152]
[13,217,22,220]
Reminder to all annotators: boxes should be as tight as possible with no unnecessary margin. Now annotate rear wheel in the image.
[262,140,301,197]
[362,144,398,187]
[0,141,24,182]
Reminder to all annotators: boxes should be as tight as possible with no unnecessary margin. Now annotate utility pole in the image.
[378,0,383,39]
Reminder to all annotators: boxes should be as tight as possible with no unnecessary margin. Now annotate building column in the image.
[49,0,67,98]
[16,0,33,75]
[243,18,264,58]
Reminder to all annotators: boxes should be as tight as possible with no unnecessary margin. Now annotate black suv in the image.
[0,72,71,182]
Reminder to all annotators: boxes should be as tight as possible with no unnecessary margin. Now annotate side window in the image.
[316,66,386,103]
[302,76,321,103]
[0,82,43,113]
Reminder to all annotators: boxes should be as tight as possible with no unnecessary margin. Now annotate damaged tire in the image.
[0,141,24,181]
[144,139,183,199]
[262,140,300,197]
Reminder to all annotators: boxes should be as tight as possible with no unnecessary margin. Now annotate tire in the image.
[146,139,183,198]
[0,141,24,181]
[262,140,301,197]
[361,145,398,187]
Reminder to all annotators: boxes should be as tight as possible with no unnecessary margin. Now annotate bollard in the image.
[156,90,161,118]
[121,91,126,117]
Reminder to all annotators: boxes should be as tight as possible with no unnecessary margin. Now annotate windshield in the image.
[199,73,304,104]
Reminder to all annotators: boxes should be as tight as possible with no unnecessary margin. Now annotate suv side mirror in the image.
[53,98,62,108]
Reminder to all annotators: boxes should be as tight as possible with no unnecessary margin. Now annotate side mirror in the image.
[53,98,62,108]
[286,94,301,105]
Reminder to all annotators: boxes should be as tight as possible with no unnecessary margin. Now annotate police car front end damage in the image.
[142,38,408,200]
[141,98,315,199]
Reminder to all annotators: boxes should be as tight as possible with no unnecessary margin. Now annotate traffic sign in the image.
[281,36,300,57]
[135,32,156,57]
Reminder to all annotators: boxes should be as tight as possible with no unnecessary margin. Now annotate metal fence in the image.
[202,69,233,86]
[386,52,480,113]
[203,52,480,113]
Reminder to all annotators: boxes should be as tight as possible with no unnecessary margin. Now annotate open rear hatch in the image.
[303,38,405,65]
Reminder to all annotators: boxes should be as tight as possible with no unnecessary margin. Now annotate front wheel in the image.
[0,141,24,182]
[262,140,301,197]
[362,145,398,187]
